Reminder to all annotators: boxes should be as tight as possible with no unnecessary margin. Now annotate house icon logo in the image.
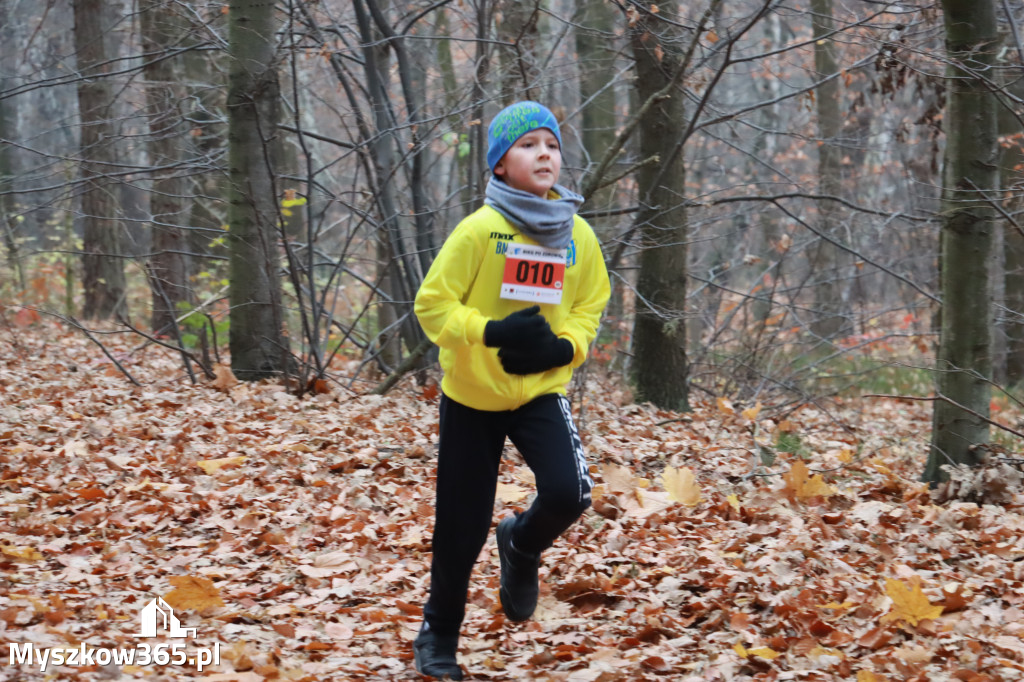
[137,598,196,638]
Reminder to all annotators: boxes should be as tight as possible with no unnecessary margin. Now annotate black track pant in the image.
[423,392,593,636]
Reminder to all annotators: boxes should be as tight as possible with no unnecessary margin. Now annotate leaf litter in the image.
[1,323,1024,680]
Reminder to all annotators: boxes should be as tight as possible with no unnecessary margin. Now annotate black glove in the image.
[498,337,574,375]
[484,305,553,350]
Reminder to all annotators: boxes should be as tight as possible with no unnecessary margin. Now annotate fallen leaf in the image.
[641,655,671,671]
[164,575,225,612]
[2,545,42,561]
[817,600,854,615]
[857,671,888,682]
[742,401,763,421]
[75,487,106,500]
[783,460,834,500]
[496,481,530,503]
[312,549,350,567]
[601,464,639,495]
[734,642,781,660]
[880,577,943,626]
[661,466,701,506]
[892,645,933,663]
[939,583,971,612]
[623,489,673,518]
[61,440,89,457]
[272,623,295,637]
[325,622,353,639]
[211,363,238,391]
[197,456,248,475]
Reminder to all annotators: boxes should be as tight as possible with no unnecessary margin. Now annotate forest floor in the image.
[1,321,1024,681]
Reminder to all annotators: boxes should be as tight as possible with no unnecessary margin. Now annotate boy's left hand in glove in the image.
[498,337,574,375]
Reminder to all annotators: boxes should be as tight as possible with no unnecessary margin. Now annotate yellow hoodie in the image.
[415,205,610,411]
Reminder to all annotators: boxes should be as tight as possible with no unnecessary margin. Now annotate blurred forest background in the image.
[1,0,1022,481]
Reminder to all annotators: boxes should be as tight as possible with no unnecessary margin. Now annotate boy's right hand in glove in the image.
[484,305,554,350]
[497,336,574,375]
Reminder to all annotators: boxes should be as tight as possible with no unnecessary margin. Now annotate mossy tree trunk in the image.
[1000,57,1024,384]
[227,0,290,380]
[924,0,999,483]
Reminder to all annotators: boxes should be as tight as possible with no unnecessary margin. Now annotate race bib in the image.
[500,243,567,305]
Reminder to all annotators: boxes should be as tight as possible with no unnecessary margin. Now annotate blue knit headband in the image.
[486,101,562,174]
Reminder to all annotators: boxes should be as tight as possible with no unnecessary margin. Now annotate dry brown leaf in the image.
[623,489,673,518]
[939,583,971,612]
[892,645,933,663]
[272,623,295,638]
[164,575,225,612]
[325,621,354,639]
[211,363,239,392]
[601,463,638,495]
[60,440,89,457]
[75,487,106,500]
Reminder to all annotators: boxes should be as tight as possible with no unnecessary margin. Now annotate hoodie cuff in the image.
[466,315,489,346]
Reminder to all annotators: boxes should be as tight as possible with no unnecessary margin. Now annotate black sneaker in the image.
[413,624,463,680]
[496,515,540,622]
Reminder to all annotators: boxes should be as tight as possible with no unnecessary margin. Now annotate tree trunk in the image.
[435,8,471,226]
[496,0,540,104]
[183,0,228,261]
[227,0,289,380]
[354,0,403,370]
[0,0,24,291]
[750,12,787,327]
[73,0,127,320]
[362,0,437,278]
[924,0,999,483]
[141,0,191,336]
[468,0,494,201]
[808,0,848,341]
[629,7,690,411]
[1000,60,1024,384]
[577,0,622,352]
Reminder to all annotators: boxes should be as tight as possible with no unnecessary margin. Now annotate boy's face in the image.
[494,128,562,198]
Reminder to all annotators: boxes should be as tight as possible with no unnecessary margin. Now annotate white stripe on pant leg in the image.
[557,395,593,503]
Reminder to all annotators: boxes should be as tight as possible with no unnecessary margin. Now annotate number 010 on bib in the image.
[500,243,567,305]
